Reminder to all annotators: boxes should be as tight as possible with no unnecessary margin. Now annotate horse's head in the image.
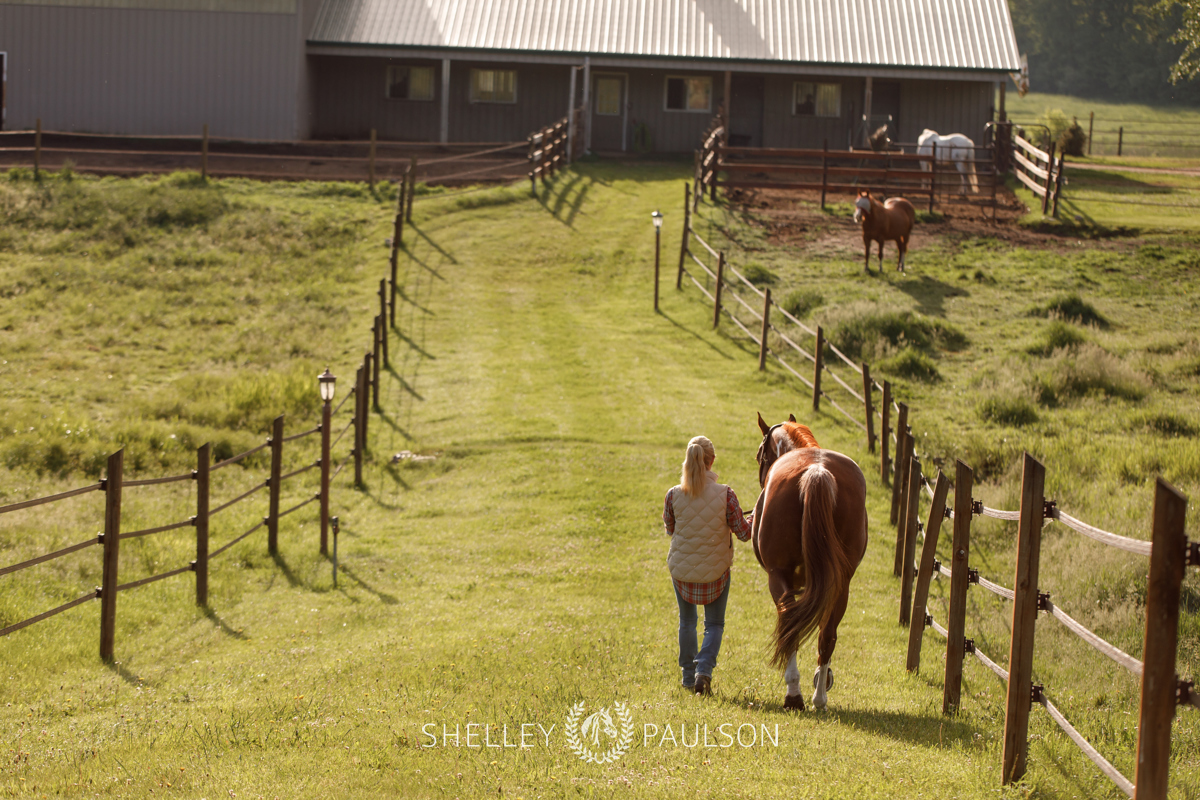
[868,124,891,152]
[756,413,822,488]
[853,191,874,225]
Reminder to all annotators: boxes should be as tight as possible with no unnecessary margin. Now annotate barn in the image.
[1,0,1021,151]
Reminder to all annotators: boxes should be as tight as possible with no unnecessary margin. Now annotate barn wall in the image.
[622,68,726,154]
[897,79,995,145]
[761,74,861,149]
[0,3,307,138]
[310,55,443,141]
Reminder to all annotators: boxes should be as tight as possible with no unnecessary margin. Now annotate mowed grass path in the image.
[0,165,1155,799]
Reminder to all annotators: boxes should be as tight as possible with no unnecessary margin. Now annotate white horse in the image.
[917,129,979,194]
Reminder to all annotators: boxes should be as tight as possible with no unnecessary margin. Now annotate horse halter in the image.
[755,423,785,488]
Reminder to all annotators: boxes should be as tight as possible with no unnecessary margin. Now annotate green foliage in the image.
[831,310,968,361]
[738,262,777,286]
[914,210,945,223]
[877,348,940,381]
[1032,344,1147,405]
[1059,117,1089,156]
[780,289,823,318]
[1027,320,1089,355]
[978,395,1040,426]
[1029,293,1110,328]
[1135,410,1198,436]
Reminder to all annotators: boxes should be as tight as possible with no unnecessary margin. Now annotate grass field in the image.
[1006,92,1200,159]
[0,164,1198,798]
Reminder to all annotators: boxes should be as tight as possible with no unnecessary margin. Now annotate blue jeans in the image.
[675,578,730,685]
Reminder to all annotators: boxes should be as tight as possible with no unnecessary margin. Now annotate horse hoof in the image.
[812,667,834,690]
[783,693,805,711]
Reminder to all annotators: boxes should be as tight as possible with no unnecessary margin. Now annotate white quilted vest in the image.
[668,473,734,583]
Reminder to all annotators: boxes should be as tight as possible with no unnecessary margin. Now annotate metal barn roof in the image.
[309,0,1021,71]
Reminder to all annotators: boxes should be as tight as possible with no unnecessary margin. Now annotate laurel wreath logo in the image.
[564,701,635,764]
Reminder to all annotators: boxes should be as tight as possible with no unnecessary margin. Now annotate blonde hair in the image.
[679,436,716,496]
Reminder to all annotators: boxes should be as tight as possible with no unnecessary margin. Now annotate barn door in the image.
[728,75,764,147]
[591,74,626,152]
[872,81,900,141]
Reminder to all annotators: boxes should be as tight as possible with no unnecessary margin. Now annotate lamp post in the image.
[318,368,336,556]
[652,210,663,311]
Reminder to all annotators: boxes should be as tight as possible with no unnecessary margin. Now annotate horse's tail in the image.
[967,158,979,193]
[771,462,853,669]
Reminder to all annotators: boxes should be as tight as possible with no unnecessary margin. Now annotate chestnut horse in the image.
[751,413,868,711]
[854,190,916,274]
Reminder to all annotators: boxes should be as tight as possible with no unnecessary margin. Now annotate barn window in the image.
[793,82,841,117]
[469,69,517,103]
[386,66,435,101]
[664,76,712,112]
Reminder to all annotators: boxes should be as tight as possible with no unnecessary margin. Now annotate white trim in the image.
[440,58,450,143]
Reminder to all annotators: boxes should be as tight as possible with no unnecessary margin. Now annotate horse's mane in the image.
[782,422,820,450]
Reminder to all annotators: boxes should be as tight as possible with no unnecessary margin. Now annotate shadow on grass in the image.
[387,365,424,400]
[396,328,437,360]
[657,309,738,360]
[107,660,150,687]
[375,407,414,441]
[271,551,304,589]
[201,606,248,640]
[893,274,970,317]
[337,563,399,606]
[536,172,592,228]
[407,225,456,269]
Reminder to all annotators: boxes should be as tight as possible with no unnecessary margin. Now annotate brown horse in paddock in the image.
[853,190,916,274]
[751,413,868,711]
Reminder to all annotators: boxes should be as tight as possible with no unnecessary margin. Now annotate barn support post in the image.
[907,470,950,671]
[862,362,875,453]
[677,182,690,289]
[898,453,921,626]
[889,403,909,526]
[1002,453,1047,785]
[880,380,892,486]
[566,66,578,164]
[943,459,974,715]
[194,443,210,606]
[998,80,1007,122]
[440,61,451,144]
[267,416,283,555]
[1134,478,1189,800]
[713,252,725,329]
[812,327,825,411]
[582,57,592,153]
[99,449,123,662]
[862,76,873,148]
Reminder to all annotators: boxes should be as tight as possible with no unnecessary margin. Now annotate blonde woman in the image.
[662,436,754,696]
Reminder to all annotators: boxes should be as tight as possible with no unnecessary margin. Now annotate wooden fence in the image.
[0,120,528,185]
[673,176,1197,798]
[695,114,1001,217]
[527,107,583,193]
[0,212,407,662]
[1011,133,1065,217]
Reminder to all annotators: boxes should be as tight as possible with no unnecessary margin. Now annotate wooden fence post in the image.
[758,289,771,370]
[677,182,690,289]
[1052,154,1064,219]
[907,470,950,670]
[880,380,892,486]
[267,416,283,555]
[709,144,718,203]
[713,252,725,329]
[372,316,382,410]
[1002,453,1047,785]
[194,443,210,606]
[407,157,417,223]
[379,279,389,368]
[820,139,829,210]
[368,128,377,189]
[1134,477,1189,800]
[693,151,701,212]
[99,449,123,662]
[943,459,974,715]
[1088,112,1094,156]
[890,403,909,525]
[201,124,209,181]
[389,247,398,330]
[319,399,331,557]
[394,172,405,248]
[892,428,912,577]
[363,351,373,441]
[928,142,936,213]
[34,118,42,179]
[862,362,875,453]
[1041,142,1056,215]
[1118,126,1124,157]
[812,326,825,411]
[898,453,921,624]
[354,364,364,487]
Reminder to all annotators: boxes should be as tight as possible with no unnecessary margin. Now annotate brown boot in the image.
[694,675,712,697]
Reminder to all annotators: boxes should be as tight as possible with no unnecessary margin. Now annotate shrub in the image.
[1029,293,1109,328]
[1135,412,1197,438]
[877,348,940,382]
[781,289,822,319]
[1034,344,1146,406]
[915,210,944,224]
[831,310,967,361]
[1058,117,1087,157]
[978,395,1038,426]
[739,263,776,286]
[1027,320,1087,356]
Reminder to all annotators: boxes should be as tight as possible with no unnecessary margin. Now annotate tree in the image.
[1163,0,1200,82]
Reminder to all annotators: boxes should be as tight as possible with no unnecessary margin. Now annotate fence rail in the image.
[1012,134,1065,217]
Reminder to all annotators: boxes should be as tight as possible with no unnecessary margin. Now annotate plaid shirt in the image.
[663,486,754,605]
